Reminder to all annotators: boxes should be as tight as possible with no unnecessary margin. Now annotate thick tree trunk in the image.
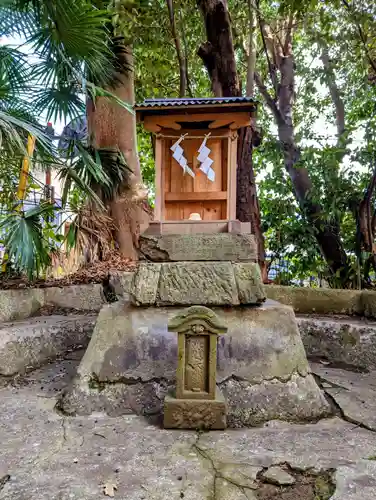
[237,126,266,278]
[197,0,266,276]
[197,0,239,97]
[87,42,143,260]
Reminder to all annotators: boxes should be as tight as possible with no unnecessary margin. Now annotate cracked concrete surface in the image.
[312,362,376,432]
[2,355,376,499]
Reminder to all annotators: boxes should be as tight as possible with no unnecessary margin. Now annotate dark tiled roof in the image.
[135,97,256,108]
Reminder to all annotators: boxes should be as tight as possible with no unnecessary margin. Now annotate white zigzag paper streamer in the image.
[197,136,215,182]
[170,136,195,178]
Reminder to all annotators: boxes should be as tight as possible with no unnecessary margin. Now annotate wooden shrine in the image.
[136,97,257,235]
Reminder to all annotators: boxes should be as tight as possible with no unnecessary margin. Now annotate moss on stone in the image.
[265,285,363,316]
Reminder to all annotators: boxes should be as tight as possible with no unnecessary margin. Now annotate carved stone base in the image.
[164,389,227,430]
[131,261,266,306]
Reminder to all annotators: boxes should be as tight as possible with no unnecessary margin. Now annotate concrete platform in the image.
[298,314,376,371]
[2,354,376,499]
[0,315,96,376]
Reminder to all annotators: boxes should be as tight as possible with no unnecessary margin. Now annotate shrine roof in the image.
[135,97,257,116]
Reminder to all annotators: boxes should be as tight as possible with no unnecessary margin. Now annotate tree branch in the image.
[320,43,345,137]
[341,0,376,77]
[257,16,278,99]
[166,0,187,97]
[254,71,283,124]
[283,13,294,55]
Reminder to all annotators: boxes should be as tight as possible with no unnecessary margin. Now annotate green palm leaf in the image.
[0,46,29,100]
[0,203,55,279]
[32,86,85,123]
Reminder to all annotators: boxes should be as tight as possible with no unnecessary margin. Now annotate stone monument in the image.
[164,306,227,430]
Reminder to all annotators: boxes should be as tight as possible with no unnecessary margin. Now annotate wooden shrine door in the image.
[163,136,228,221]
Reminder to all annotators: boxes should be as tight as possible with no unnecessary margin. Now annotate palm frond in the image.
[0,45,30,100]
[0,109,50,152]
[31,86,85,123]
[96,148,131,202]
[0,203,55,279]
[23,0,112,83]
[65,204,115,263]
[58,143,109,211]
[57,138,132,208]
[0,2,35,37]
[86,82,134,114]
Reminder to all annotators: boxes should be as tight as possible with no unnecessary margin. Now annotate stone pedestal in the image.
[58,233,330,426]
[58,300,331,425]
[164,389,226,430]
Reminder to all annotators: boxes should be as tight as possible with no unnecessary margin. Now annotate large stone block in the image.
[158,262,239,306]
[109,271,135,300]
[0,288,44,322]
[298,315,376,371]
[44,284,105,311]
[130,261,266,306]
[139,233,258,262]
[130,263,161,305]
[265,285,362,315]
[0,315,96,376]
[233,263,265,304]
[361,290,376,319]
[60,300,330,424]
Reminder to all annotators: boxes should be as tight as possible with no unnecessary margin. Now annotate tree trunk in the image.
[87,41,143,260]
[357,161,376,283]
[197,0,266,277]
[246,0,256,96]
[197,0,239,97]
[237,126,266,278]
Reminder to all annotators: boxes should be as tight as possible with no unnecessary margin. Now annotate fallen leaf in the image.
[103,482,117,497]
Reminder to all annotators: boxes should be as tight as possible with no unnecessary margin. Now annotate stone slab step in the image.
[298,314,376,372]
[311,362,376,432]
[0,315,96,376]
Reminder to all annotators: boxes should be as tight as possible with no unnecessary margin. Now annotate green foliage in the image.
[0,0,135,279]
[0,203,56,280]
[1,0,376,286]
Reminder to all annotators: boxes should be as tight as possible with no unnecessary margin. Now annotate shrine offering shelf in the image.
[165,191,227,202]
[145,220,252,235]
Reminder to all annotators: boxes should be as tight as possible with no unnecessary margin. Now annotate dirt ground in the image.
[0,254,137,290]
